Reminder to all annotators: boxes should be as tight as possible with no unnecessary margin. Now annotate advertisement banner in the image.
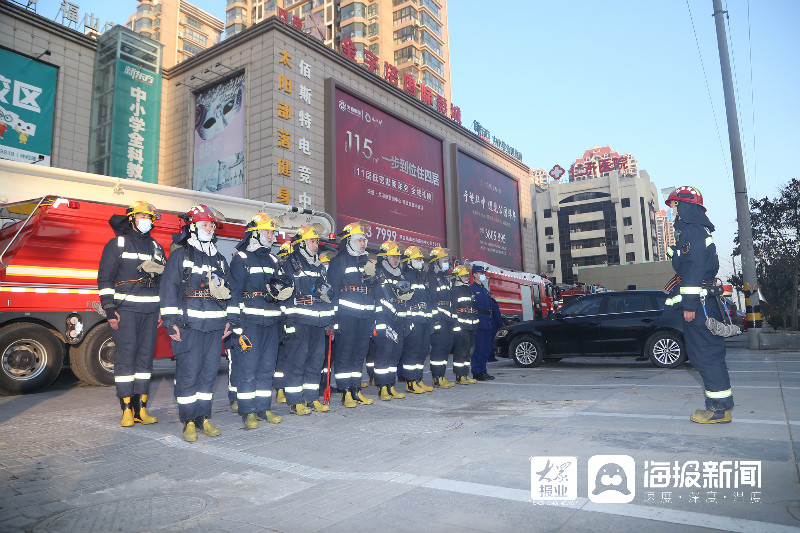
[335,88,446,249]
[457,151,522,270]
[193,74,245,197]
[109,59,161,183]
[0,48,57,165]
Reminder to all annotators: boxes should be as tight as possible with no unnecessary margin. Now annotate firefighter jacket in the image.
[159,239,230,332]
[227,247,282,327]
[327,249,376,319]
[97,215,165,315]
[666,212,719,312]
[426,268,455,326]
[452,283,479,330]
[373,259,407,334]
[279,251,335,328]
[471,281,494,330]
[402,265,432,324]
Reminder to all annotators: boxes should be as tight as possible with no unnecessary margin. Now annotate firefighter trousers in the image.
[333,314,373,392]
[172,327,223,423]
[234,323,279,416]
[400,321,431,382]
[273,342,287,391]
[471,327,494,375]
[452,329,476,378]
[429,322,454,378]
[683,303,734,411]
[112,310,158,398]
[283,323,326,406]
[371,322,405,387]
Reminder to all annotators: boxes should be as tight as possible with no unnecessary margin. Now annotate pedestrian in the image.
[226,213,292,429]
[97,201,165,427]
[280,225,336,415]
[665,186,733,424]
[273,240,294,405]
[470,265,495,381]
[451,265,479,384]
[400,246,434,393]
[327,222,378,407]
[160,204,232,442]
[426,246,455,388]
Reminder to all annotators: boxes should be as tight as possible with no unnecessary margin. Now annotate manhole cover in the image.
[38,493,214,533]
[357,418,463,434]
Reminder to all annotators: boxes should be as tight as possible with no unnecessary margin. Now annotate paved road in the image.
[1,337,799,533]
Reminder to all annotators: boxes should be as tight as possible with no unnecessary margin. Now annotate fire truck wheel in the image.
[71,324,115,387]
[646,331,686,368]
[0,323,65,395]
[510,335,544,368]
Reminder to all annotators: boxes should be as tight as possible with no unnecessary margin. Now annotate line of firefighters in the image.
[98,202,503,442]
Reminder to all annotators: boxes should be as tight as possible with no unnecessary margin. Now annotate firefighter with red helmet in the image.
[451,265,480,384]
[97,201,165,427]
[426,246,455,388]
[279,225,336,415]
[160,204,232,441]
[665,186,733,423]
[226,213,292,429]
[399,245,434,393]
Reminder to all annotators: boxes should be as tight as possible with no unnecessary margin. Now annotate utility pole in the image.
[712,0,761,348]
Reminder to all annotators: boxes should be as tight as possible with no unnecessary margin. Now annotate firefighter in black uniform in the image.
[98,201,165,427]
[160,204,232,442]
[399,245,434,394]
[280,225,336,415]
[227,213,292,429]
[328,222,378,407]
[273,240,294,405]
[426,247,455,388]
[665,186,733,424]
[451,265,480,384]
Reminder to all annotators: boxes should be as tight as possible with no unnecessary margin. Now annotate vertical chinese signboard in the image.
[109,59,161,183]
[0,48,57,165]
[334,88,446,249]
[193,74,245,197]
[457,151,522,270]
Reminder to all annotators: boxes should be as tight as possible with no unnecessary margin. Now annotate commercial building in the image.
[654,208,676,261]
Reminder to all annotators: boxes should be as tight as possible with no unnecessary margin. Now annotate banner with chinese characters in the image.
[335,88,446,249]
[457,151,522,270]
[193,74,245,197]
[0,48,57,166]
[109,59,160,182]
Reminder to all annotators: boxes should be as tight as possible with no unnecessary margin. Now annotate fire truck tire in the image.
[0,323,65,395]
[71,324,115,387]
[510,335,544,368]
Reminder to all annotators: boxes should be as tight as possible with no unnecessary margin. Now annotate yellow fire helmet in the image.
[340,222,367,241]
[402,245,424,262]
[278,241,293,257]
[429,246,450,263]
[246,212,277,232]
[377,240,401,257]
[294,225,320,243]
[126,201,160,221]
[319,252,331,264]
[451,265,469,278]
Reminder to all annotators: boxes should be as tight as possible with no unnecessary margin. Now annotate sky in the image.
[32,0,800,280]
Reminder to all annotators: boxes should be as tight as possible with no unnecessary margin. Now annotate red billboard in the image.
[457,151,522,271]
[334,88,446,249]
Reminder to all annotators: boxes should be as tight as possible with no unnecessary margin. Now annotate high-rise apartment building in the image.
[531,168,549,192]
[125,0,224,68]
[225,0,451,104]
[654,209,676,261]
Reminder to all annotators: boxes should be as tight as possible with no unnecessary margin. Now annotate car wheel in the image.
[70,324,115,387]
[646,332,686,368]
[0,323,65,395]
[510,336,544,368]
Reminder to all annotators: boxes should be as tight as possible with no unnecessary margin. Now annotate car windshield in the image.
[560,296,601,316]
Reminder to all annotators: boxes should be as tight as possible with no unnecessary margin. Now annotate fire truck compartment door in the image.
[520,284,534,321]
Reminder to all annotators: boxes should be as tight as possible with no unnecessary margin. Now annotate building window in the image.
[368,22,379,37]
[626,252,636,262]
[545,226,553,236]
[182,27,208,46]
[184,16,203,29]
[367,3,378,18]
[420,29,442,56]
[393,25,417,44]
[624,234,634,244]
[340,2,366,21]
[421,50,443,77]
[394,45,419,64]
[393,6,417,25]
[421,71,443,95]
[623,216,632,226]
[420,0,441,19]
[544,209,552,218]
[368,43,379,55]
[183,40,201,55]
[135,18,153,31]
[621,197,631,208]
[546,243,555,252]
[341,22,367,38]
[419,11,441,37]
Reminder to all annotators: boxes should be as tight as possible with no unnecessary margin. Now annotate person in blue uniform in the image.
[399,246,435,393]
[665,186,733,424]
[280,225,336,415]
[226,213,291,429]
[451,265,479,384]
[327,223,377,407]
[470,265,495,381]
[426,247,455,388]
[97,201,165,427]
[160,204,232,442]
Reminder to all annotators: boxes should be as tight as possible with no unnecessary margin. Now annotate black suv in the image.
[493,290,686,368]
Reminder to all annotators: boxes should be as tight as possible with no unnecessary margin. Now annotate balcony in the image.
[570,245,607,259]
[568,211,604,224]
[569,228,605,240]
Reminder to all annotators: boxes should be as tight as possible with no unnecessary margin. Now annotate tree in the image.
[734,179,800,330]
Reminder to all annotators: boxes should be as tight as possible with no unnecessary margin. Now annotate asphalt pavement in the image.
[1,336,799,533]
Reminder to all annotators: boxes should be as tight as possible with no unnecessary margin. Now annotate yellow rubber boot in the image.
[290,403,312,415]
[311,400,330,412]
[256,410,283,423]
[276,389,287,403]
[456,375,471,385]
[379,386,393,401]
[244,413,259,429]
[342,392,358,408]
[389,386,406,399]
[355,391,374,405]
[230,401,238,412]
[433,377,454,389]
[133,394,158,424]
[182,421,197,442]
[466,375,478,384]
[120,397,134,427]
[417,380,434,392]
[406,381,425,394]
[690,410,732,424]
[202,418,221,436]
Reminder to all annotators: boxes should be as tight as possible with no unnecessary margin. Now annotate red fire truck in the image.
[0,160,333,395]
[469,261,559,321]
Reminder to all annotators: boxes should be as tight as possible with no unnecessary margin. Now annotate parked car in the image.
[493,290,686,368]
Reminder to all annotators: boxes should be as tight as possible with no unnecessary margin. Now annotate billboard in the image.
[0,48,57,165]
[109,59,161,183]
[457,151,522,270]
[193,74,245,197]
[334,88,446,249]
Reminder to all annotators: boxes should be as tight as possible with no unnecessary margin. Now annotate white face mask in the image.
[411,258,424,270]
[136,219,152,233]
[197,228,214,242]
[479,274,487,283]
[441,261,450,271]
